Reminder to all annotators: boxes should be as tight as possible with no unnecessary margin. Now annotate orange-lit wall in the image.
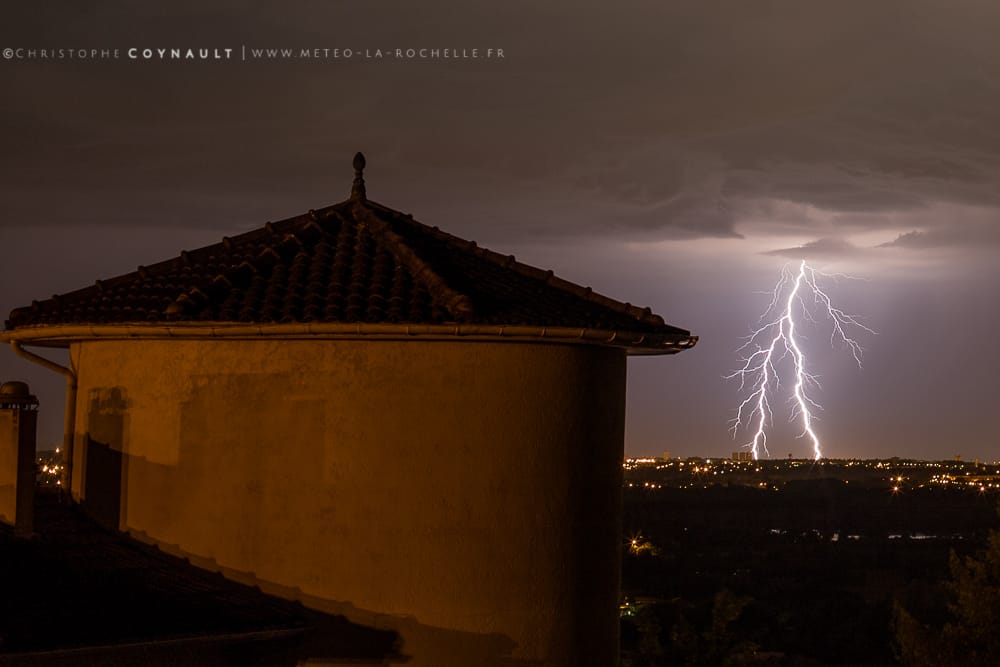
[0,407,36,533]
[70,338,627,666]
[0,411,19,525]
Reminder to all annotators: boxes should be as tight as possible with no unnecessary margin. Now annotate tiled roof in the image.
[5,154,695,351]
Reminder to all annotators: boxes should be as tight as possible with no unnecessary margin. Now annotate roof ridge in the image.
[364,202,676,332]
[353,201,475,322]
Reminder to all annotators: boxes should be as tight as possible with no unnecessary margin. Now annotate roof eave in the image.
[1,323,698,355]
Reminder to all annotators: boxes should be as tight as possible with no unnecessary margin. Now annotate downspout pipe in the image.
[10,341,77,496]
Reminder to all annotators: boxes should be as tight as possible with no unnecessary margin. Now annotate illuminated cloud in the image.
[763,237,862,259]
[879,231,934,249]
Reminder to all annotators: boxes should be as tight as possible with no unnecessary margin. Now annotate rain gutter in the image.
[9,341,78,492]
[2,323,698,355]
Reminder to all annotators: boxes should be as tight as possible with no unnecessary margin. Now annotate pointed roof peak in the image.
[351,152,366,201]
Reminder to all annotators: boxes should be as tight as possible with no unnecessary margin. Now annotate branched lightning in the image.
[727,260,875,460]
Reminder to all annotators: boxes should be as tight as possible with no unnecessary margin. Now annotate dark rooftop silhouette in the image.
[0,492,400,666]
[5,154,696,354]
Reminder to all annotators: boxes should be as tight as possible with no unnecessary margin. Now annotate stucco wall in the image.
[0,408,36,534]
[0,411,17,525]
[70,338,627,666]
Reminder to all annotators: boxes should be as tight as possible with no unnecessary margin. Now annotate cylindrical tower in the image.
[1,155,698,665]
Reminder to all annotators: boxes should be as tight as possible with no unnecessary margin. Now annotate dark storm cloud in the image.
[540,1,1000,244]
[4,0,1000,246]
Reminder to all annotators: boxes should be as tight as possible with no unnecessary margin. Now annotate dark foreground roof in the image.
[0,491,399,666]
[5,154,695,353]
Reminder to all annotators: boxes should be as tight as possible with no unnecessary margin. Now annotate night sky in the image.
[2,2,998,461]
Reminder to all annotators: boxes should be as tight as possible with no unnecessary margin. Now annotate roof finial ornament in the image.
[351,152,367,201]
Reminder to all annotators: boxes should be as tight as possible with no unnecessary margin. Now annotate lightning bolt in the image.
[727,260,875,460]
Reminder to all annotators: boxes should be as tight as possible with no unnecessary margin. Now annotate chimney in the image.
[0,381,39,537]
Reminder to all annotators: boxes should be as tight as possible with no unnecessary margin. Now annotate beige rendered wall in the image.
[71,339,627,666]
[0,411,17,525]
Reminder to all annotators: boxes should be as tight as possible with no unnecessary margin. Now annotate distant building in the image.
[732,451,753,462]
[2,154,697,666]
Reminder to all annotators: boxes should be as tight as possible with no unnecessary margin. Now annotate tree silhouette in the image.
[622,589,774,666]
[895,507,1000,666]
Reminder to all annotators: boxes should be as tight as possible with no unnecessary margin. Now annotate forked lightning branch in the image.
[728,260,875,460]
